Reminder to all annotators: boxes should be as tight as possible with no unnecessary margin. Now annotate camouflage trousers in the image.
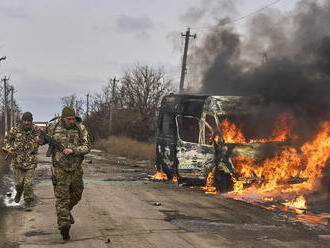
[13,167,35,203]
[53,166,84,228]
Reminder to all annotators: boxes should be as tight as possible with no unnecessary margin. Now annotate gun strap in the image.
[52,120,83,139]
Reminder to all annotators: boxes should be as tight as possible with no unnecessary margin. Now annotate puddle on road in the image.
[160,210,278,234]
[221,194,330,227]
[159,209,325,244]
[0,164,50,208]
[0,167,23,208]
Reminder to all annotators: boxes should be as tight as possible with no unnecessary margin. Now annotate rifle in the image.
[44,135,66,157]
[43,136,63,188]
[1,147,14,160]
[50,167,57,187]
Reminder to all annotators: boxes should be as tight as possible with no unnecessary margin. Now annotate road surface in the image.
[0,146,329,248]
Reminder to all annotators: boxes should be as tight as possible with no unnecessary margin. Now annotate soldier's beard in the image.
[62,120,75,129]
[22,124,32,131]
[64,124,74,129]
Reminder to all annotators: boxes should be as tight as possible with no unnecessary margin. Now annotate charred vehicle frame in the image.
[156,94,307,192]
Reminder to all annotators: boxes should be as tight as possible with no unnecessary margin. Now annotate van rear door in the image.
[156,112,177,178]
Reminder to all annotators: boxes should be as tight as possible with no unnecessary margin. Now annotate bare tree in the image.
[119,64,172,118]
[85,64,173,141]
[61,94,84,116]
[0,83,20,136]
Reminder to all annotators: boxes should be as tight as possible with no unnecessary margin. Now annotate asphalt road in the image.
[0,146,330,248]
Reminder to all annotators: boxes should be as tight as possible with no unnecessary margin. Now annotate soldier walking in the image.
[46,106,90,240]
[4,112,40,211]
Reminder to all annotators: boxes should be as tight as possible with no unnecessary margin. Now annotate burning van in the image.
[156,94,309,192]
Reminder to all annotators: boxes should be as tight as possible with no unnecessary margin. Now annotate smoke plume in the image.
[185,0,330,138]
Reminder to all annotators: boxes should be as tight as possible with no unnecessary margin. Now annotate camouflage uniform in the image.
[4,124,39,204]
[47,119,90,229]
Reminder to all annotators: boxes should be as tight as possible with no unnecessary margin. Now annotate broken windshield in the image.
[176,116,199,143]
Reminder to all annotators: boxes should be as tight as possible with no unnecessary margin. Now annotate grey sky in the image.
[0,0,300,121]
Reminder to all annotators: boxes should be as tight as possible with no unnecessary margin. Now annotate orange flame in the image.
[269,111,297,142]
[201,168,217,194]
[263,197,274,202]
[203,111,330,221]
[231,147,305,194]
[147,171,168,181]
[220,119,246,143]
[214,108,328,194]
[230,121,330,195]
[295,213,330,225]
[283,195,307,214]
[221,112,297,144]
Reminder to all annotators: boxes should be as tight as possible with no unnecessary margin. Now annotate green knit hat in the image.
[61,106,75,118]
[22,112,33,121]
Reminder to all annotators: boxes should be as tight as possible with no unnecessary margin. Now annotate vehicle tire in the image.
[214,170,233,193]
[161,163,174,180]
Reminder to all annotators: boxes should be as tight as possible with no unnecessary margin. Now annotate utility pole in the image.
[86,93,90,118]
[179,28,196,93]
[10,86,14,129]
[109,77,119,137]
[13,104,17,127]
[0,57,8,133]
[2,76,9,135]
[75,100,79,116]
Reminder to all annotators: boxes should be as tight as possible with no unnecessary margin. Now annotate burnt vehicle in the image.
[156,94,307,192]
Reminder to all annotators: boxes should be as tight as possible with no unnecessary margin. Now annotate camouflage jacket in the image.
[4,124,39,169]
[47,120,90,171]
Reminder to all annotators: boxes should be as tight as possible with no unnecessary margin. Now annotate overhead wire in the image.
[190,0,282,31]
[179,0,283,90]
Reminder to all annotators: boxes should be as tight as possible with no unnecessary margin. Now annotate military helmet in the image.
[22,112,33,121]
[61,106,75,118]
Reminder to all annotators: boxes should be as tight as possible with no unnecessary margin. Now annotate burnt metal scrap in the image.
[213,136,236,174]
[156,94,308,191]
[277,170,309,185]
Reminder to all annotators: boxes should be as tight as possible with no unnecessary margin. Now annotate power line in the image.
[191,0,282,31]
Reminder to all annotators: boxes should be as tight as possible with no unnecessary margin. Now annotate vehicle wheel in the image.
[214,170,233,193]
[161,163,174,180]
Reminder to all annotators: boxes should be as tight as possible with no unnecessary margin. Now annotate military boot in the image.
[60,224,71,240]
[24,201,32,212]
[69,212,75,224]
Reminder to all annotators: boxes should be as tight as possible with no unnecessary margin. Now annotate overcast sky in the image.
[0,0,300,121]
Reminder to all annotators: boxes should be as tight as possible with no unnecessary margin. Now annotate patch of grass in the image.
[95,136,155,162]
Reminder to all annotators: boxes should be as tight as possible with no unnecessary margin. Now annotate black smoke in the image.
[185,0,330,140]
